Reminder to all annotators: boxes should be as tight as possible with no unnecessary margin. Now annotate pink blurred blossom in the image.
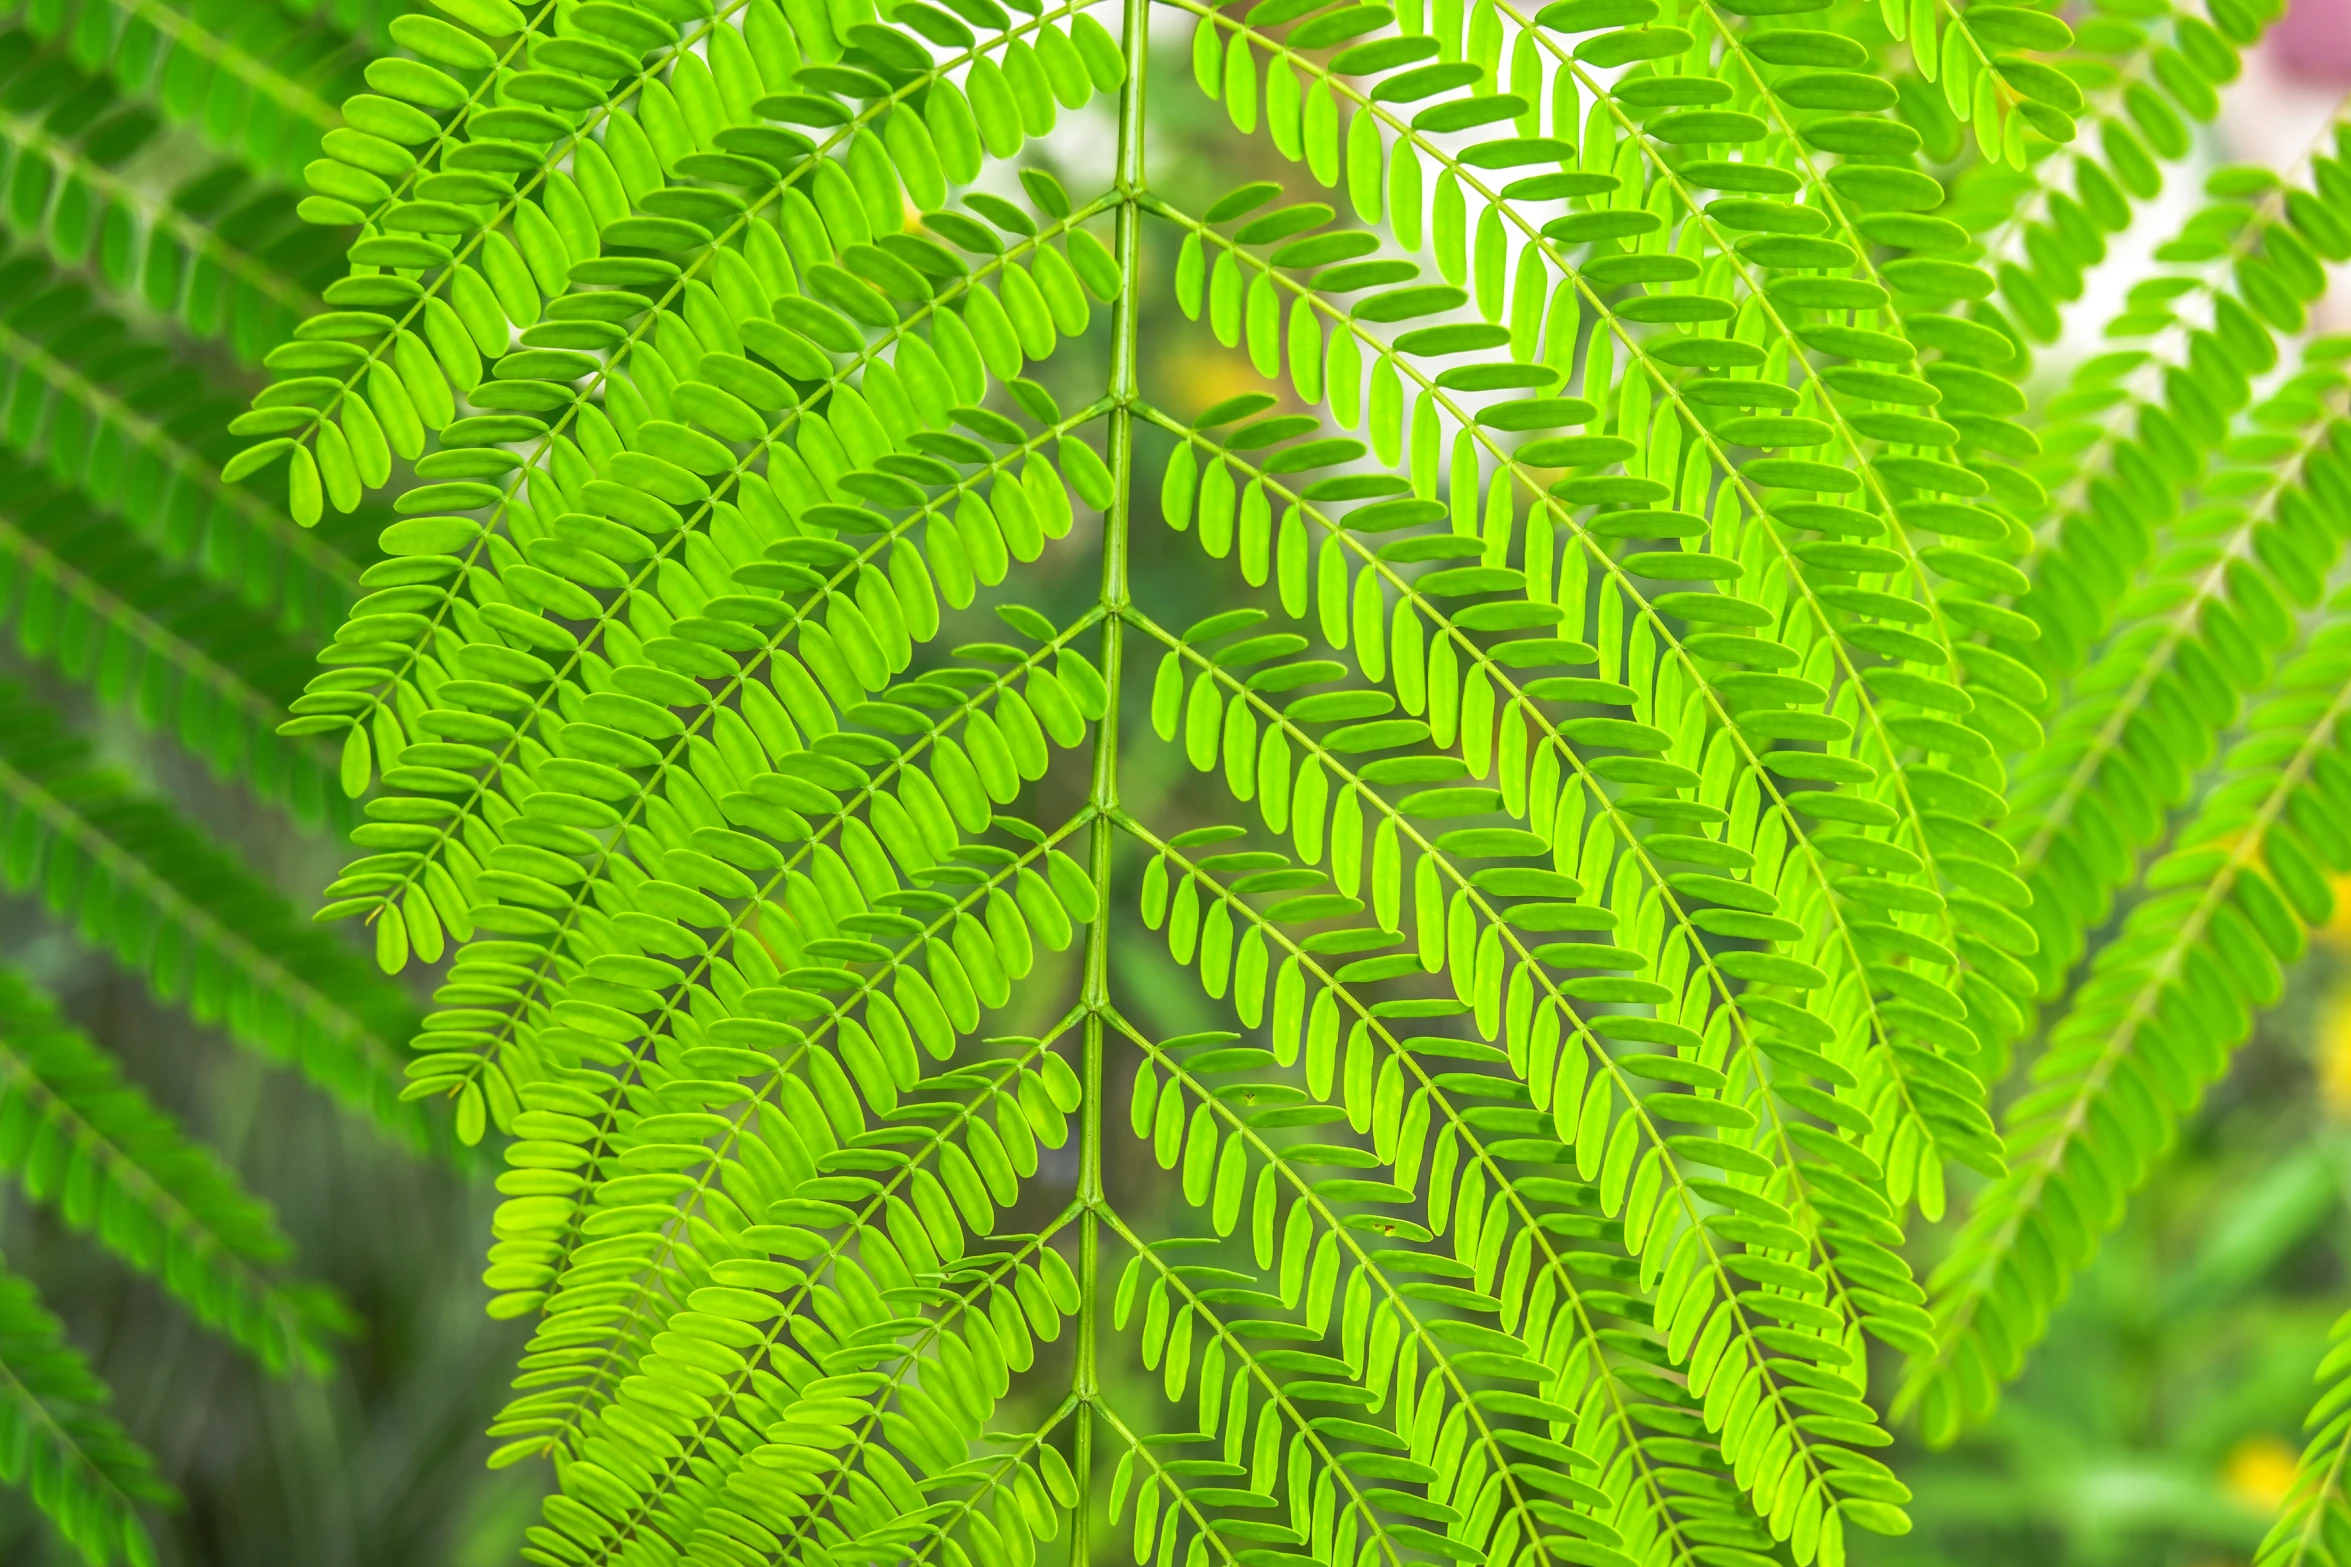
[2272,0,2351,86]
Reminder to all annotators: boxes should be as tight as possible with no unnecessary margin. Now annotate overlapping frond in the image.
[2007,347,2349,998]
[1169,0,2048,1165]
[16,0,361,179]
[1906,580,2351,1439]
[1115,7,2043,1507]
[2014,126,2351,655]
[0,680,423,1138]
[0,250,373,635]
[234,0,1129,1071]
[1944,0,2291,345]
[243,0,1127,541]
[2262,1308,2351,1567]
[0,456,348,826]
[0,1258,174,1567]
[0,967,350,1373]
[0,35,335,361]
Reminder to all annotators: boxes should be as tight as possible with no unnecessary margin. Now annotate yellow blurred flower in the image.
[2223,1433,2302,1513]
[2326,873,2351,945]
[2320,876,2351,1117]
[2319,981,2351,1119]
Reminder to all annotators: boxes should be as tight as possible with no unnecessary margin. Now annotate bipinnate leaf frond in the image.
[246,0,2351,1557]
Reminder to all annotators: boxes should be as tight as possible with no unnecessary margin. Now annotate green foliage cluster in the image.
[46,0,2351,1552]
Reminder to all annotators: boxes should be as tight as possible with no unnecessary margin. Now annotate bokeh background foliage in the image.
[0,0,533,1558]
[0,0,2347,1557]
